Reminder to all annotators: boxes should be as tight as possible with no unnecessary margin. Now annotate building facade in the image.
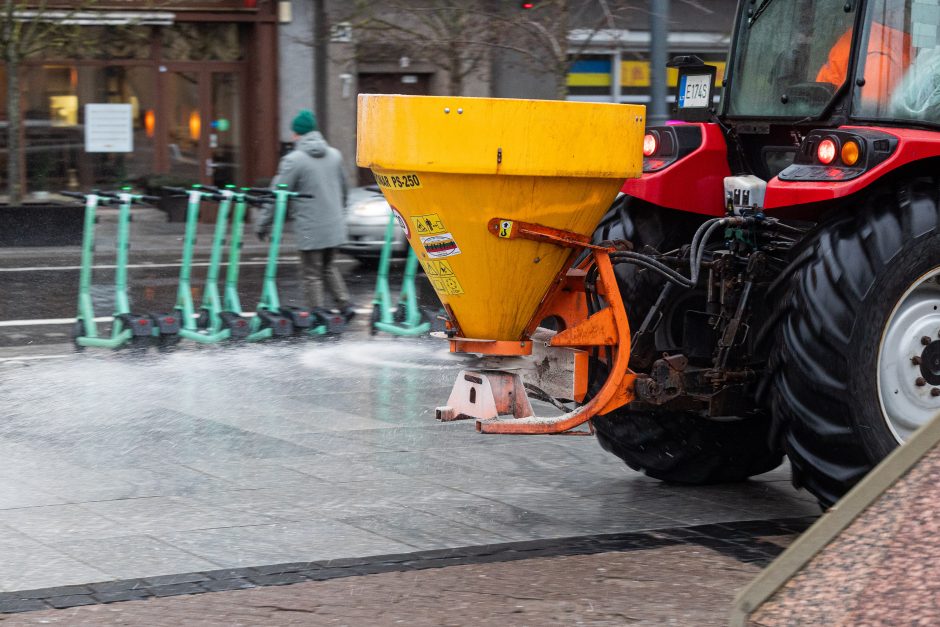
[308,0,737,185]
[3,0,280,197]
[3,0,738,196]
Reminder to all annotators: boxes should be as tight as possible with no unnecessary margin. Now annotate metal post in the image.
[313,0,328,135]
[649,0,670,124]
[611,48,622,104]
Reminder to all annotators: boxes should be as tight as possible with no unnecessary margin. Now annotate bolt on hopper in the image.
[357,94,646,434]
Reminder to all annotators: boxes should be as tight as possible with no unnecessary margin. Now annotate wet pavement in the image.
[0,337,819,595]
[0,208,822,620]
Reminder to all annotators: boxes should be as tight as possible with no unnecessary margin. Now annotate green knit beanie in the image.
[291,109,317,135]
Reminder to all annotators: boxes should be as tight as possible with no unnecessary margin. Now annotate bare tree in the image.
[343,0,508,96]
[497,0,629,99]
[341,0,631,99]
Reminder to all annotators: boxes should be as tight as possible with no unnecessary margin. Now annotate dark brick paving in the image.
[0,517,814,615]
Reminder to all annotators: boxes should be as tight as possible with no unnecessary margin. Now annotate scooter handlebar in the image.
[245,187,314,199]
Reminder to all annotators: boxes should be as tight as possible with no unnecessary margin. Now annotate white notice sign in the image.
[85,104,133,153]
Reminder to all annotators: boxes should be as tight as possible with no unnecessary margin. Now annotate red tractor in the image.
[591,0,940,506]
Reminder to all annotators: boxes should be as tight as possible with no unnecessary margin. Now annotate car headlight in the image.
[351,199,390,217]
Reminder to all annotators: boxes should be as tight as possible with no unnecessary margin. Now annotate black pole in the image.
[649,0,669,124]
[313,0,328,134]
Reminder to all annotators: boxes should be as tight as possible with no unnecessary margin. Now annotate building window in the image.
[20,64,156,192]
[162,24,243,62]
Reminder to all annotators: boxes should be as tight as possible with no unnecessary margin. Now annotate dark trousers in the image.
[299,248,349,309]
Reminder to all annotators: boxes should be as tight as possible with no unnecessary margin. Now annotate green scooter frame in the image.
[173,187,234,344]
[247,185,330,341]
[70,190,160,349]
[192,186,251,340]
[222,188,252,316]
[370,213,430,337]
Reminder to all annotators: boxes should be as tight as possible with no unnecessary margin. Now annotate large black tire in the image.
[590,196,783,484]
[771,179,940,506]
[593,411,783,484]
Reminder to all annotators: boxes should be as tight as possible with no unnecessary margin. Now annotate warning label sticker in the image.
[411,213,446,236]
[431,277,464,296]
[390,206,410,239]
[497,219,513,238]
[425,259,463,295]
[421,233,461,258]
[374,173,422,190]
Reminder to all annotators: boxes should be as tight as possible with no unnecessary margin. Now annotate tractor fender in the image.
[621,122,730,216]
[764,127,940,210]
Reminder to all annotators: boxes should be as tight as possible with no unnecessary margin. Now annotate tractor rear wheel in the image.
[590,197,783,484]
[771,180,940,506]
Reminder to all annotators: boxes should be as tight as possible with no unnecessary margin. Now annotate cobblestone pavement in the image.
[0,529,800,626]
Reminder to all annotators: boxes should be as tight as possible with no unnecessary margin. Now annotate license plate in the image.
[678,74,711,108]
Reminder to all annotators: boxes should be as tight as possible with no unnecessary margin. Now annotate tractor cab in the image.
[633,0,940,216]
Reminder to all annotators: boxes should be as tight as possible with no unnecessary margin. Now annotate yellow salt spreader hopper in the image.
[357,95,646,434]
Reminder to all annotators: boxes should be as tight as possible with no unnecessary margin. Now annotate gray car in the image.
[340,185,407,262]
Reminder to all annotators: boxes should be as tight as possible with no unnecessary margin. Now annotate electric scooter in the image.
[192,185,252,340]
[246,185,345,341]
[214,186,261,338]
[163,185,247,344]
[370,212,431,337]
[67,189,179,349]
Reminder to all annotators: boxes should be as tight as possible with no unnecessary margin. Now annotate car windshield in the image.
[858,0,940,125]
[727,0,856,118]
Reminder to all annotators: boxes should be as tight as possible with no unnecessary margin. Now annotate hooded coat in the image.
[258,131,348,251]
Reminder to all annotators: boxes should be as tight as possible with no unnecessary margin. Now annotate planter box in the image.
[0,203,84,247]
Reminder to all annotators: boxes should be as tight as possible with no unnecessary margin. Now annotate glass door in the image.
[208,72,241,186]
[163,68,243,186]
[166,70,201,184]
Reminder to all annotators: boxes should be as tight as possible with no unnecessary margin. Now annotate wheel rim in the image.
[878,266,940,443]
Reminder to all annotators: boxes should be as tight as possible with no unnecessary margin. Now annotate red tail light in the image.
[643,133,658,157]
[817,138,838,165]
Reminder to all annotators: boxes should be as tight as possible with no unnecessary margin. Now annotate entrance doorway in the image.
[164,67,243,186]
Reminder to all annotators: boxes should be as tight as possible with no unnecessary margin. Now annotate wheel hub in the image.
[878,269,940,443]
[920,340,940,385]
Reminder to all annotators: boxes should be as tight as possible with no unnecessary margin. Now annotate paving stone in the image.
[94,589,154,604]
[0,598,50,613]
[142,573,211,586]
[203,568,260,581]
[301,567,361,581]
[88,579,147,594]
[199,578,256,593]
[149,582,209,597]
[247,572,310,587]
[15,585,93,599]
[46,594,98,609]
[252,562,317,576]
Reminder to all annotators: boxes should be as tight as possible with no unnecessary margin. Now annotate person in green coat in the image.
[257,109,355,320]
